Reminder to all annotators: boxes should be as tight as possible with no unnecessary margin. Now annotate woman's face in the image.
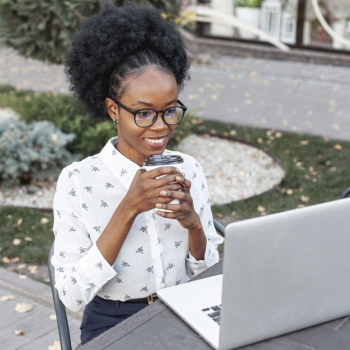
[106,67,178,166]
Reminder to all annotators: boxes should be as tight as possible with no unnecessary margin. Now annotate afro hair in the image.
[65,1,191,121]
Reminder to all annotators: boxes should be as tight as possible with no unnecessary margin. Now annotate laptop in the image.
[157,198,350,350]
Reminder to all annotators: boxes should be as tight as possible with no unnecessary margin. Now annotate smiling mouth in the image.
[144,136,167,146]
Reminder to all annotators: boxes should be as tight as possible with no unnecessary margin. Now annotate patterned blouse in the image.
[52,136,223,311]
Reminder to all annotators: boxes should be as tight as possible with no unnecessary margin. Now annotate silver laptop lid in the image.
[219,198,350,350]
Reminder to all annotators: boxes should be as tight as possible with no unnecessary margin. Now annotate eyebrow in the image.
[131,99,178,107]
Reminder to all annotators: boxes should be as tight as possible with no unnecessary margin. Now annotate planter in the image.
[236,7,261,39]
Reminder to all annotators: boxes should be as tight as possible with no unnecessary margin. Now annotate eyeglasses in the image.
[109,98,187,128]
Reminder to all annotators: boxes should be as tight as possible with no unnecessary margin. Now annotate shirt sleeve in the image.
[51,166,117,312]
[185,159,224,278]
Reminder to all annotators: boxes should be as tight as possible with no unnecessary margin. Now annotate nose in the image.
[150,113,167,131]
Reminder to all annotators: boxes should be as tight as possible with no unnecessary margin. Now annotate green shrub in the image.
[0,0,181,64]
[0,119,76,183]
[236,0,262,8]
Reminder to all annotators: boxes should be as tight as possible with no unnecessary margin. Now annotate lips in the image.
[144,136,167,148]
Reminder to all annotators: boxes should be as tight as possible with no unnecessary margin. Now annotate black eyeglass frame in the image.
[109,98,188,128]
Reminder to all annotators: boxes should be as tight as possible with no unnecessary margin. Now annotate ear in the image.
[105,98,119,122]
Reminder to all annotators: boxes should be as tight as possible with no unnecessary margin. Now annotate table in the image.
[79,261,350,350]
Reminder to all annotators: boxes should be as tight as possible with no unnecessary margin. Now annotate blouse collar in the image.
[100,136,143,190]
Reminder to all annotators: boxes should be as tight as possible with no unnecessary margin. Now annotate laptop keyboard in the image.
[202,305,221,325]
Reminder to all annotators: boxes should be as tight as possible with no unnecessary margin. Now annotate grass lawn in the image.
[0,86,349,265]
[0,206,53,265]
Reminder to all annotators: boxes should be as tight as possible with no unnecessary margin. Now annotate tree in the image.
[0,0,181,64]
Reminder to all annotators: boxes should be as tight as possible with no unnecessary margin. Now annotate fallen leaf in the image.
[17,263,26,270]
[257,138,263,144]
[1,295,16,302]
[14,303,34,313]
[13,239,21,246]
[28,265,38,274]
[275,132,282,138]
[257,205,266,213]
[24,237,32,242]
[323,137,329,142]
[11,257,20,263]
[14,330,26,336]
[49,314,57,321]
[12,218,23,227]
[300,140,309,145]
[297,204,306,208]
[286,189,293,195]
[229,130,237,136]
[300,196,309,203]
[334,144,343,150]
[2,256,10,264]
[215,213,223,218]
[41,218,49,224]
[19,275,27,279]
[330,167,337,172]
[48,340,61,350]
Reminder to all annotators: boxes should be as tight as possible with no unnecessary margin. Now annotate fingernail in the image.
[176,176,182,181]
[155,203,162,208]
[160,191,167,196]
[181,172,185,177]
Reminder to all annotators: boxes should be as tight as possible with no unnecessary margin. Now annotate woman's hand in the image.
[155,173,201,231]
[121,166,184,217]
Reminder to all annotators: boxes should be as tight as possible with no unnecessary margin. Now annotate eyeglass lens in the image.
[135,107,184,127]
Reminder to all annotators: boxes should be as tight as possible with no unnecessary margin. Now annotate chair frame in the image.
[48,244,73,350]
[342,187,350,199]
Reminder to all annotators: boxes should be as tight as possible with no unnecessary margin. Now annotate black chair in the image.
[48,219,225,350]
[342,187,350,199]
[213,218,225,237]
[48,243,73,350]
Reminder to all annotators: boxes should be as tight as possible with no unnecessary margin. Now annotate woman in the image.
[52,2,223,345]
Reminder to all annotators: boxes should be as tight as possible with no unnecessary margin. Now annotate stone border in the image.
[180,28,350,67]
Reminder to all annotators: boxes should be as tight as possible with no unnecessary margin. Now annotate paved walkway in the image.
[1,44,350,349]
[1,46,350,140]
[0,267,82,350]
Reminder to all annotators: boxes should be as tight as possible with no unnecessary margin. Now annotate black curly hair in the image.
[65,1,190,121]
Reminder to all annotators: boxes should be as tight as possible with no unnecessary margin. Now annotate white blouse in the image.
[52,136,223,311]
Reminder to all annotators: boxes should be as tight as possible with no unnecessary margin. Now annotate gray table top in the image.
[79,261,350,350]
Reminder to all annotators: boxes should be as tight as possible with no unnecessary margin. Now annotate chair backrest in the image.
[213,218,225,237]
[48,243,73,350]
[342,187,350,199]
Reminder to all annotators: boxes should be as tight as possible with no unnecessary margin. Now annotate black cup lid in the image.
[144,154,184,166]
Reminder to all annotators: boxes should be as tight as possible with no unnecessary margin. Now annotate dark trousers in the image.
[80,295,148,345]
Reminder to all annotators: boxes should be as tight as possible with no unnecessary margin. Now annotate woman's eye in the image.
[164,108,176,118]
[136,111,153,119]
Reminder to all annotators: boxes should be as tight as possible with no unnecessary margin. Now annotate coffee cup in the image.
[143,154,184,212]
